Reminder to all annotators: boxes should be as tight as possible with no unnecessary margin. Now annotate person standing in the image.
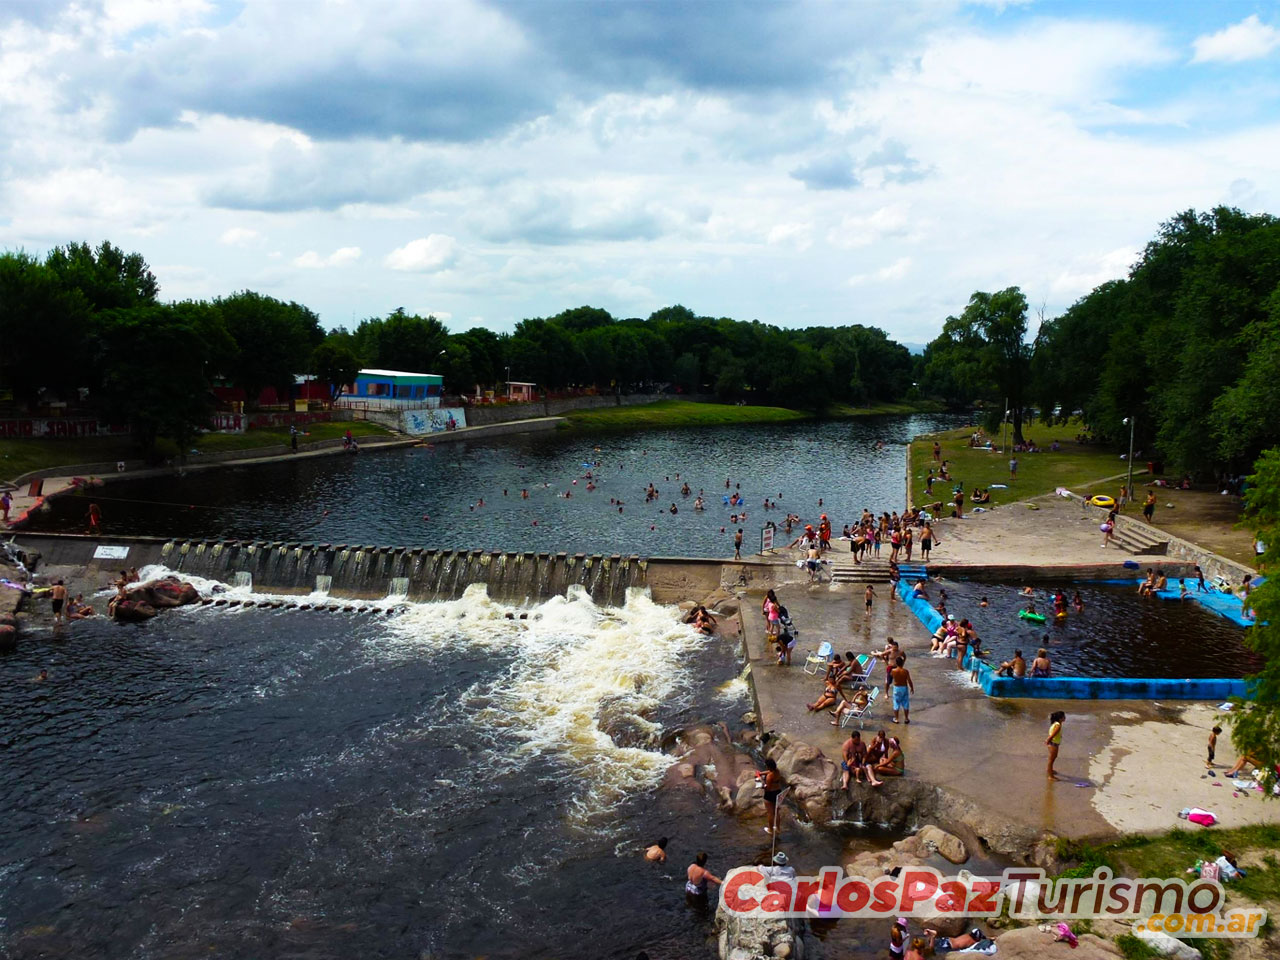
[0,489,11,523]
[759,759,785,834]
[889,656,913,724]
[87,502,102,535]
[1045,711,1065,780]
[290,424,299,453]
[864,584,876,616]
[50,580,67,625]
[920,523,936,561]
[1142,492,1156,523]
[734,528,743,560]
[1009,456,1018,481]
[932,440,941,461]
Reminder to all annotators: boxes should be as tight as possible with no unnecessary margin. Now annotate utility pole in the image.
[1124,416,1135,508]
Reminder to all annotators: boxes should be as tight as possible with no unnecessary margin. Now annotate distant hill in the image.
[899,342,928,355]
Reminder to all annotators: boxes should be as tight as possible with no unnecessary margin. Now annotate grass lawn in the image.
[561,399,811,430]
[1,436,139,482]
[826,399,945,418]
[1127,485,1252,567]
[1,421,392,483]
[1063,824,1280,960]
[909,425,1127,508]
[191,421,390,453]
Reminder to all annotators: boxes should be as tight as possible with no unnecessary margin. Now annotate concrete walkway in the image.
[744,577,1280,840]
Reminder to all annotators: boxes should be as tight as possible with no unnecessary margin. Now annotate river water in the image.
[28,415,970,554]
[3,576,911,960]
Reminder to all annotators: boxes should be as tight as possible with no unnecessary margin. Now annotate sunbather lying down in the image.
[924,927,995,954]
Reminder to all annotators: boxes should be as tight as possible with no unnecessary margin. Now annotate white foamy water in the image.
[124,569,714,827]
[383,583,709,823]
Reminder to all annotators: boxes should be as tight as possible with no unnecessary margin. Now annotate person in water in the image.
[685,852,722,908]
[645,837,668,862]
[759,759,785,834]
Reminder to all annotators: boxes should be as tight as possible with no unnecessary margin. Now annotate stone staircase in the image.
[1111,520,1169,556]
[829,558,928,584]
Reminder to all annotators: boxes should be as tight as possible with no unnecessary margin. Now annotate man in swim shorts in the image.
[889,656,913,724]
[50,580,67,625]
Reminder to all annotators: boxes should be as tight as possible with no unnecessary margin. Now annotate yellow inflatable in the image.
[1089,495,1117,509]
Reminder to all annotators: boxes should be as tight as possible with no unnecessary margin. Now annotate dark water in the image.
[933,580,1261,679]
[1,589,903,960]
[29,416,969,554]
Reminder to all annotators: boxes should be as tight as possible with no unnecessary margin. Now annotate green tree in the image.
[0,252,93,404]
[45,240,158,311]
[216,291,323,404]
[95,304,226,453]
[1228,446,1280,790]
[672,351,700,394]
[311,339,362,399]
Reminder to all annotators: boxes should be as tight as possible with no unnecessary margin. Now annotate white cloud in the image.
[1192,15,1280,64]
[767,222,813,251]
[292,246,362,268]
[219,227,260,246]
[848,257,912,287]
[419,309,453,321]
[385,234,459,272]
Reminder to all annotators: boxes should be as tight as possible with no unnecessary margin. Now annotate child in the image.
[1207,726,1221,769]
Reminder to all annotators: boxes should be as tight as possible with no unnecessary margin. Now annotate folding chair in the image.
[846,654,876,685]
[839,686,880,728]
[803,640,833,675]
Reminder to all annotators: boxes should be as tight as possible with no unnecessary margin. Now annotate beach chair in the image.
[846,653,876,685]
[840,686,880,728]
[804,641,833,675]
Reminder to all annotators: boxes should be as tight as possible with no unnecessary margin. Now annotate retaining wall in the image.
[461,393,677,427]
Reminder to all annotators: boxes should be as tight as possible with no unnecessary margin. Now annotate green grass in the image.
[0,421,391,482]
[1,436,139,482]
[909,425,1127,507]
[826,399,945,418]
[189,421,390,453]
[561,399,811,430]
[1056,825,1279,960]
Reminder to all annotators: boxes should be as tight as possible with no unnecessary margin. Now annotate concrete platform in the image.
[742,580,1280,841]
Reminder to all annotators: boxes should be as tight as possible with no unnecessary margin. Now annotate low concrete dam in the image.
[160,540,649,604]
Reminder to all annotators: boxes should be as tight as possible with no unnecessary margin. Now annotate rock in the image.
[917,825,968,864]
[678,601,696,613]
[715,868,805,960]
[767,735,839,822]
[676,763,695,778]
[921,909,970,937]
[0,623,16,650]
[1133,928,1202,960]
[741,711,758,725]
[994,926,1121,960]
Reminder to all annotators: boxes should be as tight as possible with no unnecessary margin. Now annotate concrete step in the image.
[1112,521,1169,555]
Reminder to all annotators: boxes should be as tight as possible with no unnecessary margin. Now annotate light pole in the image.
[1123,416,1135,508]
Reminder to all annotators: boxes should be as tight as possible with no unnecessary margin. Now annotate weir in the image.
[158,539,649,605]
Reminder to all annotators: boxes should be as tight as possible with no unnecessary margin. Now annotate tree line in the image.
[921,206,1280,479]
[0,242,918,452]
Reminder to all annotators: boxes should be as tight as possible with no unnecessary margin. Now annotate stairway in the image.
[828,557,928,584]
[1111,520,1169,556]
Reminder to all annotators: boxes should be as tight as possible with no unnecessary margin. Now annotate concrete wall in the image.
[426,418,563,444]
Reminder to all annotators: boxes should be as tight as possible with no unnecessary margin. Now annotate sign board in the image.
[93,545,130,560]
[401,407,468,435]
[760,526,774,554]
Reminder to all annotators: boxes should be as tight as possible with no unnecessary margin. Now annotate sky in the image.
[2,1,1279,342]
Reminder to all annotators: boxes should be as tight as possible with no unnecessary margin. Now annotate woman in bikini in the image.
[1046,710,1065,780]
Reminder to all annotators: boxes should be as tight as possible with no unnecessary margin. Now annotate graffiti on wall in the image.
[0,419,130,440]
[401,408,467,435]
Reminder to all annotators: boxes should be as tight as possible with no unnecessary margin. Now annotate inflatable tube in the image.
[1089,495,1117,508]
[1019,610,1046,622]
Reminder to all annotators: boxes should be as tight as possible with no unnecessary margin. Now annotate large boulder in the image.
[767,735,839,822]
[1132,928,1202,960]
[0,623,16,650]
[993,926,1121,960]
[112,600,157,622]
[916,825,968,864]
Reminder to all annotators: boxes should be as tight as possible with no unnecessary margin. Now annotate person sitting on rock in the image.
[874,737,904,778]
[66,594,97,620]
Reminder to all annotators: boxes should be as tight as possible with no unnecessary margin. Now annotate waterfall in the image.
[314,575,332,596]
[387,577,410,600]
[232,571,253,591]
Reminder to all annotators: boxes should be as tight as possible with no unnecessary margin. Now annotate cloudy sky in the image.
[2,1,1278,341]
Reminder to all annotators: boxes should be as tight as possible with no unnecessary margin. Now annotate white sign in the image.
[401,407,468,435]
[93,545,130,560]
[760,526,774,553]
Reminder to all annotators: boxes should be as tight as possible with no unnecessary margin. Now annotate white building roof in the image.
[358,368,441,378]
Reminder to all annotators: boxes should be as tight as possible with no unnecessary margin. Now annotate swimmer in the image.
[978,597,989,608]
[669,503,678,514]
[1072,590,1084,613]
[32,668,48,683]
[645,837,668,862]
[1020,586,1034,597]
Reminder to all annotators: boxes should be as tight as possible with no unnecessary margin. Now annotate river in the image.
[28,415,971,553]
